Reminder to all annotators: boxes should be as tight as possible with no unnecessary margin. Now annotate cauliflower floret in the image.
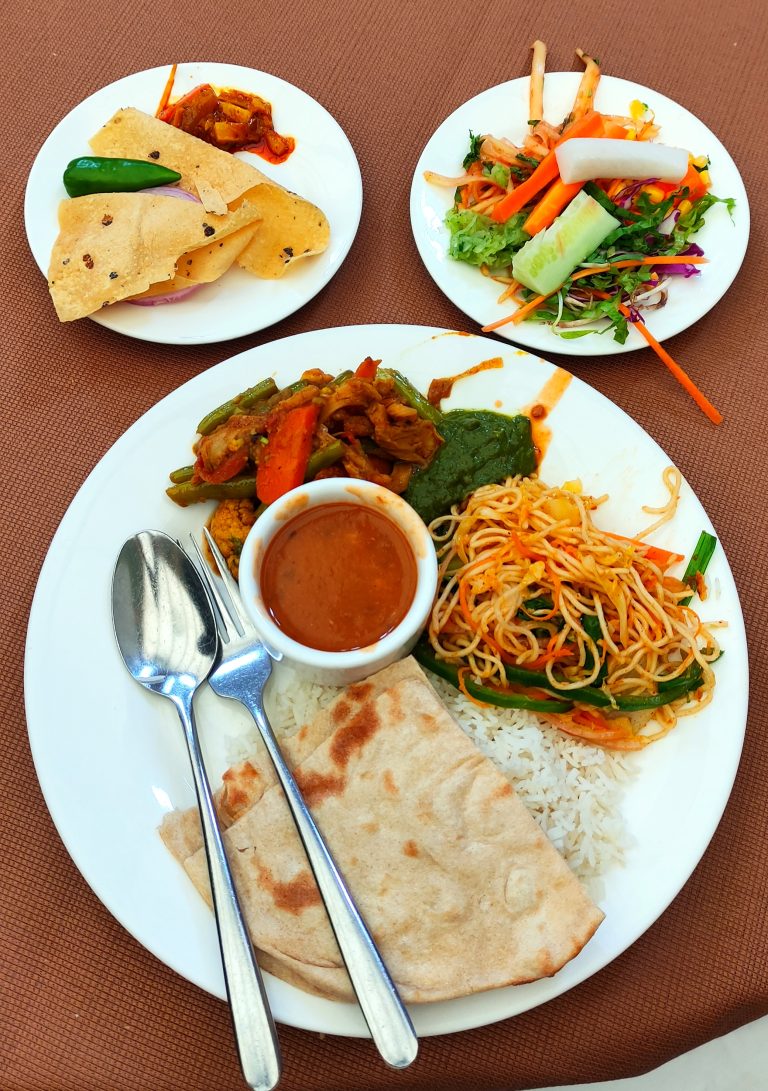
[207,498,260,579]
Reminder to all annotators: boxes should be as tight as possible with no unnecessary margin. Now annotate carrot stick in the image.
[481,265,606,331]
[625,316,723,425]
[256,403,320,503]
[523,178,585,235]
[491,111,605,223]
[588,290,723,424]
[155,63,178,118]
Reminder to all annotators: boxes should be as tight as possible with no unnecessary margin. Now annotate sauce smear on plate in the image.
[260,503,417,651]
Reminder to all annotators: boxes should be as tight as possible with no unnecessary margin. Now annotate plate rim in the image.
[24,61,363,346]
[409,73,750,356]
[24,322,749,1037]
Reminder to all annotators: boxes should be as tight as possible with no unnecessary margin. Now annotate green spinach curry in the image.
[404,409,537,525]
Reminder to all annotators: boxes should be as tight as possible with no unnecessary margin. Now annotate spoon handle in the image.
[244,696,418,1070]
[176,695,282,1091]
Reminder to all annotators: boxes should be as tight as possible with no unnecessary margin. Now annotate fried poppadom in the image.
[47,192,260,320]
[89,108,330,277]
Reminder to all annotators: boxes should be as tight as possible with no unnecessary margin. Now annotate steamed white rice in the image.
[257,664,634,886]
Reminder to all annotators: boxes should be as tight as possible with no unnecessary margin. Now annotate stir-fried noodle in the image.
[428,471,718,749]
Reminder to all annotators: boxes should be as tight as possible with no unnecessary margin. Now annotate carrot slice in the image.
[491,111,605,223]
[523,178,585,235]
[256,404,320,504]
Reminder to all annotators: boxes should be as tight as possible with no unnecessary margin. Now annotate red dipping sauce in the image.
[260,503,417,652]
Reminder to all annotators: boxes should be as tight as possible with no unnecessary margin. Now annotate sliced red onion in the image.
[144,185,201,202]
[128,185,203,306]
[129,283,202,307]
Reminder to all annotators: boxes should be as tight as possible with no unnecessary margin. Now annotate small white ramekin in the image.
[237,477,438,685]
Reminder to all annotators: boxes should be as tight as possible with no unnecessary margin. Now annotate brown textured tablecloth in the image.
[2,1,766,1088]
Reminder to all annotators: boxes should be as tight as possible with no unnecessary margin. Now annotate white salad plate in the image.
[24,324,747,1037]
[24,63,363,345]
[410,74,749,355]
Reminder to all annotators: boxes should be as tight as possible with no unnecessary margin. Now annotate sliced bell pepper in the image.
[355,356,379,379]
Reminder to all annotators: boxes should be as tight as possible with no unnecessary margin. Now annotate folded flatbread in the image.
[90,108,330,278]
[47,191,260,321]
[161,658,603,1004]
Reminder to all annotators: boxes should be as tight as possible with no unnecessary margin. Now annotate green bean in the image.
[166,477,257,506]
[377,368,443,426]
[306,440,345,477]
[167,440,347,508]
[168,464,195,484]
[196,378,278,436]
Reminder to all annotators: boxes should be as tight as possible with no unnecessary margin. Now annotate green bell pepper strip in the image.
[62,157,182,198]
[413,642,575,713]
[414,635,705,713]
[168,464,195,484]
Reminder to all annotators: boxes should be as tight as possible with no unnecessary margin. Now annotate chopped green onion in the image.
[681,530,718,604]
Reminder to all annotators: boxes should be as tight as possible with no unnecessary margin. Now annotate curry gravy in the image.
[260,503,417,652]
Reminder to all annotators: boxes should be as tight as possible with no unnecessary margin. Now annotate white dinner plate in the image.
[24,324,748,1037]
[25,63,362,345]
[410,74,749,355]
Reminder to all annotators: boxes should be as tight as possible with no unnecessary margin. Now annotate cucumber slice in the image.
[512,191,620,296]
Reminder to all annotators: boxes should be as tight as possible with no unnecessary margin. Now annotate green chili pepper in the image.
[196,378,279,436]
[62,157,182,198]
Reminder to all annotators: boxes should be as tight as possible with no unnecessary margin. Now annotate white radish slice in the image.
[555,139,689,184]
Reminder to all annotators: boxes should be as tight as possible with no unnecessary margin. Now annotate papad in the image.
[48,191,260,321]
[89,108,330,275]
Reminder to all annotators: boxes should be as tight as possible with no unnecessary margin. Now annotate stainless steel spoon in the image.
[111,530,281,1091]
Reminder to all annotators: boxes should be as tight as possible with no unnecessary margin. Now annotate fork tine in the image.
[187,533,240,643]
[201,527,255,637]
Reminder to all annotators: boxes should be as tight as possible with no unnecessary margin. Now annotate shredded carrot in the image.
[481,259,707,333]
[602,532,684,568]
[457,668,495,708]
[155,63,178,118]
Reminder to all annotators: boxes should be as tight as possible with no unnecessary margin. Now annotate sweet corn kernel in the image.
[678,199,693,215]
[699,170,711,187]
[644,185,666,203]
[691,155,709,169]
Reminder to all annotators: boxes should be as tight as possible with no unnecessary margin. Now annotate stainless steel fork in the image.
[187,529,418,1070]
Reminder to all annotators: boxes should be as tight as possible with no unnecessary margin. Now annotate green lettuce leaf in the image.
[444,208,530,269]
